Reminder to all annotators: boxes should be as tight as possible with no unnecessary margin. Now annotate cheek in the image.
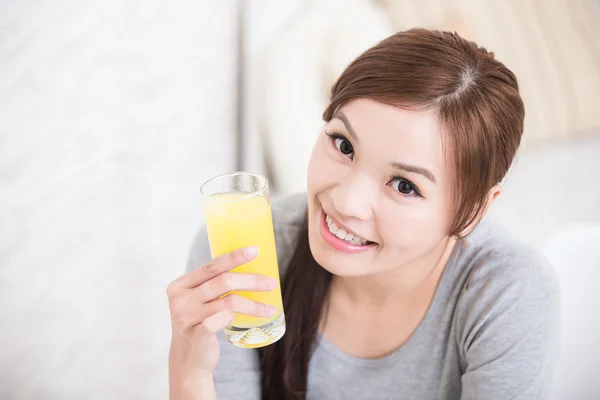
[378,199,450,249]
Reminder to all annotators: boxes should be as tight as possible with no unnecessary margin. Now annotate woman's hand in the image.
[167,246,277,398]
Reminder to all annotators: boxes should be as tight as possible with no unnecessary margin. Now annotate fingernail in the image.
[245,246,259,258]
[266,305,277,315]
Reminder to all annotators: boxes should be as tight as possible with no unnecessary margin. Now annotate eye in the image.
[335,137,353,156]
[390,177,420,197]
[326,133,354,158]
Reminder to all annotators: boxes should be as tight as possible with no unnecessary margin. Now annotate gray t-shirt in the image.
[186,193,561,400]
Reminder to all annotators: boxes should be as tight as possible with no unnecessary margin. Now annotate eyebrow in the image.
[332,110,360,143]
[333,110,435,183]
[391,162,436,183]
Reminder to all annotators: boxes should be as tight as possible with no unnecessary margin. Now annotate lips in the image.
[319,210,376,254]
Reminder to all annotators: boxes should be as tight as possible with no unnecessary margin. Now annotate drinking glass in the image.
[200,172,285,348]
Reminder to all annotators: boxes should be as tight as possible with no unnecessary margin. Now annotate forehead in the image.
[334,98,447,173]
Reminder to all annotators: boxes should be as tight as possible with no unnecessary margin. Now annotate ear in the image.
[456,184,502,237]
[485,183,502,211]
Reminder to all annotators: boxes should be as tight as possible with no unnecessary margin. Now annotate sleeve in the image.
[185,226,262,400]
[456,250,562,400]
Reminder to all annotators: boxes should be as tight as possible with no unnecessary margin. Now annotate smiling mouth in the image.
[325,214,370,245]
[323,211,378,246]
[318,210,377,253]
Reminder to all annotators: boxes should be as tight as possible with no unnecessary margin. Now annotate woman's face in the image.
[306,98,455,277]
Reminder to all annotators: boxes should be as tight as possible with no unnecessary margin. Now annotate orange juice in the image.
[203,192,283,329]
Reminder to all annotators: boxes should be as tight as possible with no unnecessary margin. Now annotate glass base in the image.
[224,312,286,348]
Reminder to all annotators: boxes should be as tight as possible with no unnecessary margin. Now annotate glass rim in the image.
[200,171,268,202]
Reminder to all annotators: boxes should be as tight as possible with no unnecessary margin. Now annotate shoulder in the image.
[458,218,560,304]
[185,192,307,273]
[451,219,562,397]
[453,217,561,358]
[270,191,307,236]
[270,192,307,271]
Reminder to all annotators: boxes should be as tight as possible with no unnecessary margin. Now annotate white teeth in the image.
[328,221,339,233]
[325,213,369,245]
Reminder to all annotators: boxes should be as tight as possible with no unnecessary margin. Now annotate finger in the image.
[211,294,278,319]
[199,310,235,334]
[178,246,259,290]
[196,294,277,324]
[196,272,277,303]
[182,294,277,331]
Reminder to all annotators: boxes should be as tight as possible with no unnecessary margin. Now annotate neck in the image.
[330,236,457,307]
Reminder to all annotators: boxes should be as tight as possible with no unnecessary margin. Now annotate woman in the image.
[167,29,561,399]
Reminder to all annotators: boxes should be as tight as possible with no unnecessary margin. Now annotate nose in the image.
[329,173,374,221]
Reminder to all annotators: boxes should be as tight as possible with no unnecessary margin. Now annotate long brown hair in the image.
[258,28,525,399]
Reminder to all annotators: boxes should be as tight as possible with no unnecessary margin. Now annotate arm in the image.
[169,372,217,400]
[213,332,261,399]
[457,251,561,400]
